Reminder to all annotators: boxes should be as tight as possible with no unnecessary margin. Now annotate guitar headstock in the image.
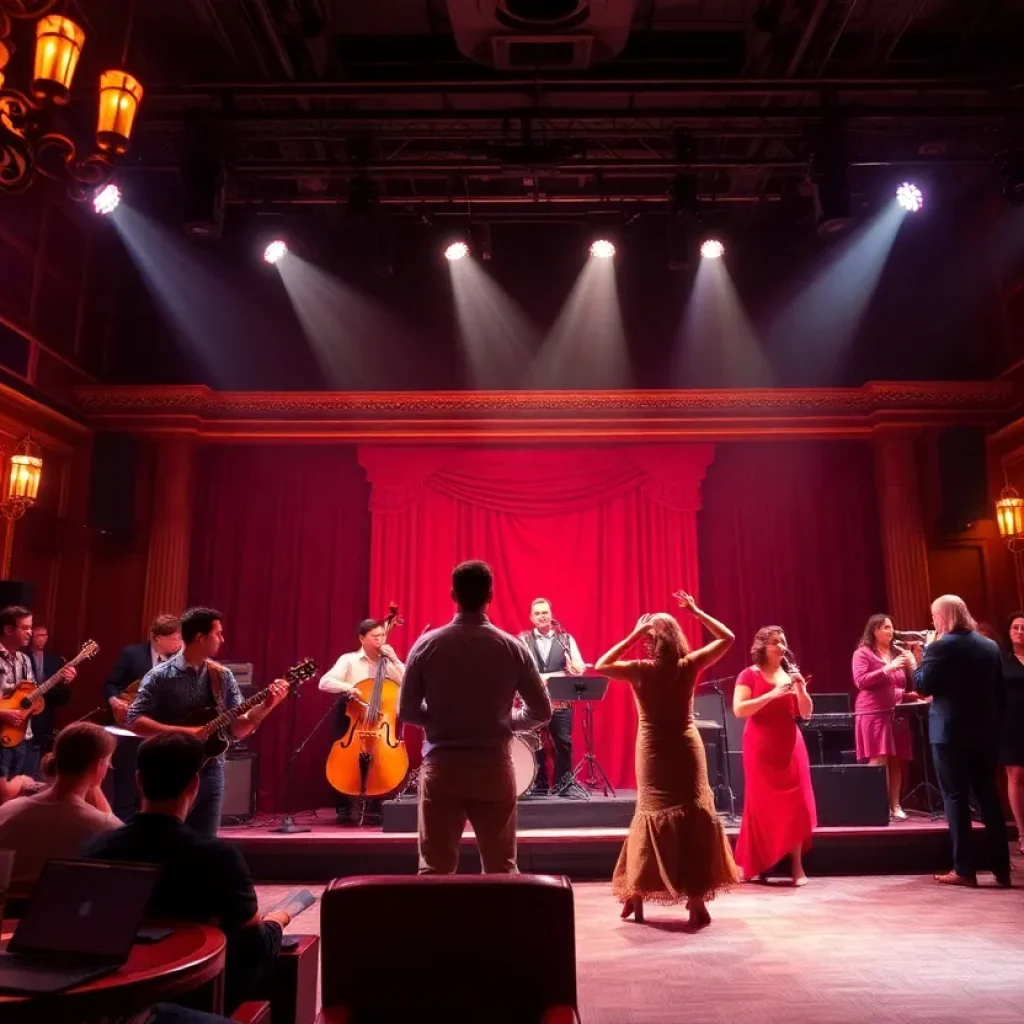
[284,658,317,687]
[78,640,100,661]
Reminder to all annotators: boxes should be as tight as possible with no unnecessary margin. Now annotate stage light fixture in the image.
[263,239,287,265]
[896,182,923,213]
[590,238,615,259]
[700,238,725,260]
[810,124,852,236]
[93,182,120,215]
[444,241,468,262]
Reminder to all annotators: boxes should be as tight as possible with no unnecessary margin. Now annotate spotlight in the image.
[810,126,852,235]
[590,238,615,259]
[263,239,288,265]
[700,238,725,260]
[895,182,923,213]
[93,183,120,216]
[444,241,468,262]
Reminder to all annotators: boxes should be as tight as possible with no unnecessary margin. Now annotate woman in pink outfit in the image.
[851,614,920,820]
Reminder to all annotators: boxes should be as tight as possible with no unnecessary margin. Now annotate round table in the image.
[0,922,226,1023]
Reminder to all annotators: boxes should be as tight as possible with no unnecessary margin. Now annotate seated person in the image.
[0,721,120,891]
[82,733,292,1010]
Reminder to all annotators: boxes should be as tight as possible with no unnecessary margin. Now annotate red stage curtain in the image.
[698,442,887,700]
[359,444,715,789]
[189,445,370,812]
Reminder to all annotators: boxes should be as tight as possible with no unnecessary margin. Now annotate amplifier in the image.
[810,764,888,826]
[222,752,258,823]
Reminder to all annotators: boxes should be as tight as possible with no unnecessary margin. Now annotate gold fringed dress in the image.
[611,658,739,905]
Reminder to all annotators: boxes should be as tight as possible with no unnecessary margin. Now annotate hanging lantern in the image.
[31,16,86,105]
[7,439,42,505]
[95,70,143,155]
[996,485,1024,548]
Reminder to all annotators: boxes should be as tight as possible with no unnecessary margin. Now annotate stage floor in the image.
[263,870,1024,1024]
[221,806,1006,883]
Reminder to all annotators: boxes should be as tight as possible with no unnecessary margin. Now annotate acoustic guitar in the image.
[0,640,100,748]
[178,658,316,765]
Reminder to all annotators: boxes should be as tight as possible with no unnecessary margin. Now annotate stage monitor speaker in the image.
[0,581,35,610]
[811,764,888,826]
[222,753,257,823]
[88,432,139,536]
[938,427,987,535]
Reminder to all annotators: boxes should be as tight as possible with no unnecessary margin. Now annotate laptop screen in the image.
[10,860,159,959]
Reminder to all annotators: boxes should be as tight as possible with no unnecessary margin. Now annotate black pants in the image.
[535,707,573,790]
[932,742,1010,880]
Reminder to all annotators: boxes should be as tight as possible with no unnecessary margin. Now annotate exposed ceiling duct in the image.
[446,0,636,70]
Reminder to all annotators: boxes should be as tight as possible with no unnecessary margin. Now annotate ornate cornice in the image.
[73,381,1014,441]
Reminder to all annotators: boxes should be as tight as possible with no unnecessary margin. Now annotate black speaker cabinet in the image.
[222,752,258,823]
[88,432,139,536]
[811,764,888,826]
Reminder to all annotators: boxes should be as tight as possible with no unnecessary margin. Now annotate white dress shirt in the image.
[319,648,405,694]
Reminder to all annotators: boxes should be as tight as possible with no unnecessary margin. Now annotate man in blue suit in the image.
[25,624,71,778]
[915,594,1010,887]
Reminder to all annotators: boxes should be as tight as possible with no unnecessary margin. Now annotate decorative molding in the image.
[74,381,1015,442]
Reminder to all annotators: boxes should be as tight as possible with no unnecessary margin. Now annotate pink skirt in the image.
[855,706,912,760]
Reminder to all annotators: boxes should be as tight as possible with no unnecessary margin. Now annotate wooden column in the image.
[873,429,932,626]
[140,435,196,633]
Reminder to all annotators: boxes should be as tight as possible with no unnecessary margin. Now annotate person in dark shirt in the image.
[82,733,291,1009]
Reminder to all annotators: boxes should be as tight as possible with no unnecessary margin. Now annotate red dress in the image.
[734,666,817,878]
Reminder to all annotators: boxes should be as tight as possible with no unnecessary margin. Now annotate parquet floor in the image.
[260,851,1024,1024]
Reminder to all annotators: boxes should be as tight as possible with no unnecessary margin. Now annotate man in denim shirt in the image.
[127,606,287,836]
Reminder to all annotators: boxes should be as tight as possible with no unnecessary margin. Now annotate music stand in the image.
[547,674,613,799]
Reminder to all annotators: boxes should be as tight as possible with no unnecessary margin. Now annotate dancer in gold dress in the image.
[595,592,739,927]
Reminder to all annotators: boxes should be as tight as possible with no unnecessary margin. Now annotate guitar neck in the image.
[200,686,273,738]
[25,649,90,703]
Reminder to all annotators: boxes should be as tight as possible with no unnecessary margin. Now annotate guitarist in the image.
[126,606,288,837]
[0,606,76,781]
[104,613,183,724]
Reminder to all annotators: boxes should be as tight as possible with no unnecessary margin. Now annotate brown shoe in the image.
[934,871,978,887]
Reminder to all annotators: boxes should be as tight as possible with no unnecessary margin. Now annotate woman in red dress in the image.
[733,625,816,885]
[852,614,919,820]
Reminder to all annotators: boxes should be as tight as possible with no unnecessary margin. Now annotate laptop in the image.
[0,859,159,994]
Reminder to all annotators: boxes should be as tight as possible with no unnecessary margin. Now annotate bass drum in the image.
[511,734,539,797]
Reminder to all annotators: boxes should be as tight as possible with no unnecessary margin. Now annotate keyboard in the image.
[800,712,855,731]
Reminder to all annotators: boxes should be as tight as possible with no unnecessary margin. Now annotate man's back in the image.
[82,812,258,932]
[0,794,120,888]
[399,613,551,764]
[916,630,1003,747]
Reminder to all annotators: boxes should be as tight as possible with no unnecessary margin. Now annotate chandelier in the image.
[0,0,142,199]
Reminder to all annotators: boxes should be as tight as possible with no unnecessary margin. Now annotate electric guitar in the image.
[178,658,316,764]
[0,640,100,748]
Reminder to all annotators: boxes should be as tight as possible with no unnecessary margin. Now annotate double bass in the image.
[325,604,409,801]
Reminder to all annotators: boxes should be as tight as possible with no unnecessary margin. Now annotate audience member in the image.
[83,733,291,1009]
[0,721,119,891]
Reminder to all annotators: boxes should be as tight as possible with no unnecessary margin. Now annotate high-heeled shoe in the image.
[620,897,644,923]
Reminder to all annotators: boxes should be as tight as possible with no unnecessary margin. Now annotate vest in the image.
[520,632,571,710]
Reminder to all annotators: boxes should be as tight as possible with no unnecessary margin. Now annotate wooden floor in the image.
[263,851,1024,1023]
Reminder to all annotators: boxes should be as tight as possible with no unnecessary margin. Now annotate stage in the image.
[221,804,1003,883]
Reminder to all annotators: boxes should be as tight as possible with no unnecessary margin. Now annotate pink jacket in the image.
[851,645,912,711]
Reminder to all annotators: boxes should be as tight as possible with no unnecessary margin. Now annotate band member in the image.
[126,606,288,837]
[915,595,1010,888]
[999,612,1024,856]
[105,614,183,723]
[518,598,585,796]
[851,614,919,820]
[733,626,816,886]
[25,623,71,777]
[0,606,76,780]
[319,618,405,825]
[399,560,552,874]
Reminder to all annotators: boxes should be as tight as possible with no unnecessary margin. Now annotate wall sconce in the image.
[1,436,42,520]
[996,483,1024,553]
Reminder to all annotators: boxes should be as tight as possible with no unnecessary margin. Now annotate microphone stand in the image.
[698,675,738,822]
[551,624,591,799]
[270,689,338,835]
